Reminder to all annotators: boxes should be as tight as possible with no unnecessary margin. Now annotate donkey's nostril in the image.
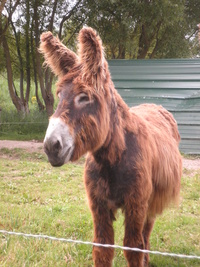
[44,138,62,155]
[53,139,62,152]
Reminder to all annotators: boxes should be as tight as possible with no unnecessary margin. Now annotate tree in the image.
[1,0,29,113]
[1,0,84,116]
[1,31,26,112]
[83,0,199,59]
[32,0,84,116]
[199,24,200,46]
[1,0,200,116]
[1,0,33,114]
[0,0,20,44]
[0,0,7,15]
[184,0,200,57]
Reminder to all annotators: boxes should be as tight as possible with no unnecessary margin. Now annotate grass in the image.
[0,76,57,141]
[0,108,49,141]
[181,153,200,160]
[0,149,200,267]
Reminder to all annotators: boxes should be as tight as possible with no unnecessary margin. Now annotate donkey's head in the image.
[40,27,114,166]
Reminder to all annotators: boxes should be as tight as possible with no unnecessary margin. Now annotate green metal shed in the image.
[108,59,200,154]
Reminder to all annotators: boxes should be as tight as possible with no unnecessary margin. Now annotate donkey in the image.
[40,27,182,267]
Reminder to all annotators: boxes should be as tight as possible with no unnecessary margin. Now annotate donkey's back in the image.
[130,103,180,143]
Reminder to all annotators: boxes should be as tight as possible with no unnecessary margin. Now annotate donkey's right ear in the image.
[39,32,78,77]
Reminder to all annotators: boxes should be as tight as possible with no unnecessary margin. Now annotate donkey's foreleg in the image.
[123,201,148,267]
[142,217,155,266]
[91,204,115,267]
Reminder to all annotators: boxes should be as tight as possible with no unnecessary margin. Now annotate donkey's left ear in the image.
[78,27,108,91]
[39,32,78,77]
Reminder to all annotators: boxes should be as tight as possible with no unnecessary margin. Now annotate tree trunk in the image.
[30,21,45,111]
[33,0,54,117]
[0,0,6,15]
[48,0,58,31]
[2,35,26,113]
[25,0,31,107]
[11,20,29,113]
[117,43,126,59]
[58,0,82,39]
[0,0,20,44]
[137,24,149,59]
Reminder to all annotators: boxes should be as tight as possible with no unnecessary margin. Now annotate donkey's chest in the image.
[101,175,125,207]
[85,160,138,209]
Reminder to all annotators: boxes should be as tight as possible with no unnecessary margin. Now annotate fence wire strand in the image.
[0,230,200,260]
[0,122,47,125]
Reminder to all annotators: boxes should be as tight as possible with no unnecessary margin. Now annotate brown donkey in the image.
[40,27,182,267]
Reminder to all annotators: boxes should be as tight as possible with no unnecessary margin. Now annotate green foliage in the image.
[84,0,197,59]
[0,150,200,266]
[1,0,200,115]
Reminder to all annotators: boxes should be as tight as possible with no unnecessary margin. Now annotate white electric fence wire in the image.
[0,230,200,260]
[0,122,46,124]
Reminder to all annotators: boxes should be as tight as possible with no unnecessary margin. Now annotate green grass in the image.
[181,153,200,160]
[0,149,200,266]
[0,76,57,141]
[0,108,49,141]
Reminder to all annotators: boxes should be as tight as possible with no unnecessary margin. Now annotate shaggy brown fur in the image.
[40,27,182,267]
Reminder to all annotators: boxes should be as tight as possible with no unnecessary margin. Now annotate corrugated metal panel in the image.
[108,59,200,154]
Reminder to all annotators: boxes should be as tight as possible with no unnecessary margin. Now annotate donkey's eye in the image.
[74,93,91,108]
[79,94,89,103]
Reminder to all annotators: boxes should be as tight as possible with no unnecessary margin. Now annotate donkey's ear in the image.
[78,27,107,91]
[39,32,78,77]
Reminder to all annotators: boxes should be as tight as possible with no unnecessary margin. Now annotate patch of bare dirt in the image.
[0,140,43,153]
[0,140,200,170]
[182,158,200,170]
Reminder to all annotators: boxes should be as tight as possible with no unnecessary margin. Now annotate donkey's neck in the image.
[94,85,130,165]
